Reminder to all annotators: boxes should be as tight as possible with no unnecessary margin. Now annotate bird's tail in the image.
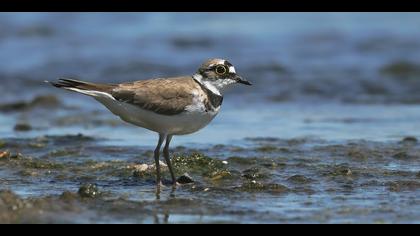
[46,78,116,98]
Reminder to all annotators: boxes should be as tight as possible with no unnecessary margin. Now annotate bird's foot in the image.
[157,179,180,188]
[157,181,165,188]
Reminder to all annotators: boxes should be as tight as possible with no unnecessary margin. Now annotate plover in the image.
[48,58,251,186]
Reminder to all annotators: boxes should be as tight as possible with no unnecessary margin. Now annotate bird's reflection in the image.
[152,183,177,223]
[153,211,170,224]
[155,183,177,199]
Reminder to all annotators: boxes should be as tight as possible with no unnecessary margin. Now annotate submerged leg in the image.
[154,133,166,186]
[163,135,177,185]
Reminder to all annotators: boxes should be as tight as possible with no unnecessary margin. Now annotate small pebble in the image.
[177,173,194,184]
[14,123,32,132]
[0,151,10,159]
[402,136,418,143]
[10,153,24,159]
[393,152,410,159]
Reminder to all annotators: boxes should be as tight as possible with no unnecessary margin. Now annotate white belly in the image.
[95,97,220,135]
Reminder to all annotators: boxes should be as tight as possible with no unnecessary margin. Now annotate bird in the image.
[48,58,252,187]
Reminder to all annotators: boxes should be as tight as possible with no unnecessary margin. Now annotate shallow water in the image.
[1,13,420,223]
[1,134,420,223]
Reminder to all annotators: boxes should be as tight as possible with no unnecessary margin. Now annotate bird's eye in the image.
[215,65,227,75]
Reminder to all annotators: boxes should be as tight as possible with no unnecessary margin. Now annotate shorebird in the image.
[48,58,251,186]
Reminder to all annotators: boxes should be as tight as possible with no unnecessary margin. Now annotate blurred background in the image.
[1,12,420,146]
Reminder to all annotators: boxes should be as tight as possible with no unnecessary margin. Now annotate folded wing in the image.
[111,77,197,116]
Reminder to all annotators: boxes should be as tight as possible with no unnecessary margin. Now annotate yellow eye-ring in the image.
[215,65,227,75]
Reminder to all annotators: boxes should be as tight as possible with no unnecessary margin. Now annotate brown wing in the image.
[111,77,198,116]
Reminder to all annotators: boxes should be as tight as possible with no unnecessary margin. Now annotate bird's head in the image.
[194,58,251,94]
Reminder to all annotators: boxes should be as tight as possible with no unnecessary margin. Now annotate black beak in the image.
[235,75,252,86]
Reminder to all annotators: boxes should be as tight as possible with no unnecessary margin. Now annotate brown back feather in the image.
[111,77,198,116]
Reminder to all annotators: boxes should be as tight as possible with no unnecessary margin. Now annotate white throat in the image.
[193,74,222,96]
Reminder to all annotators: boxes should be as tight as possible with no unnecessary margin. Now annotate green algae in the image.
[172,152,229,178]
[242,167,268,180]
[0,140,6,148]
[78,184,101,198]
[7,156,65,170]
[47,148,81,158]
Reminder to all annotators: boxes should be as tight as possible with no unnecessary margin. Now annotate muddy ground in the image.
[1,134,419,223]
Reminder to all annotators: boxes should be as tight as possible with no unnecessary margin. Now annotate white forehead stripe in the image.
[229,66,236,73]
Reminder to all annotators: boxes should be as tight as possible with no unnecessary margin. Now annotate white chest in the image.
[185,89,208,112]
